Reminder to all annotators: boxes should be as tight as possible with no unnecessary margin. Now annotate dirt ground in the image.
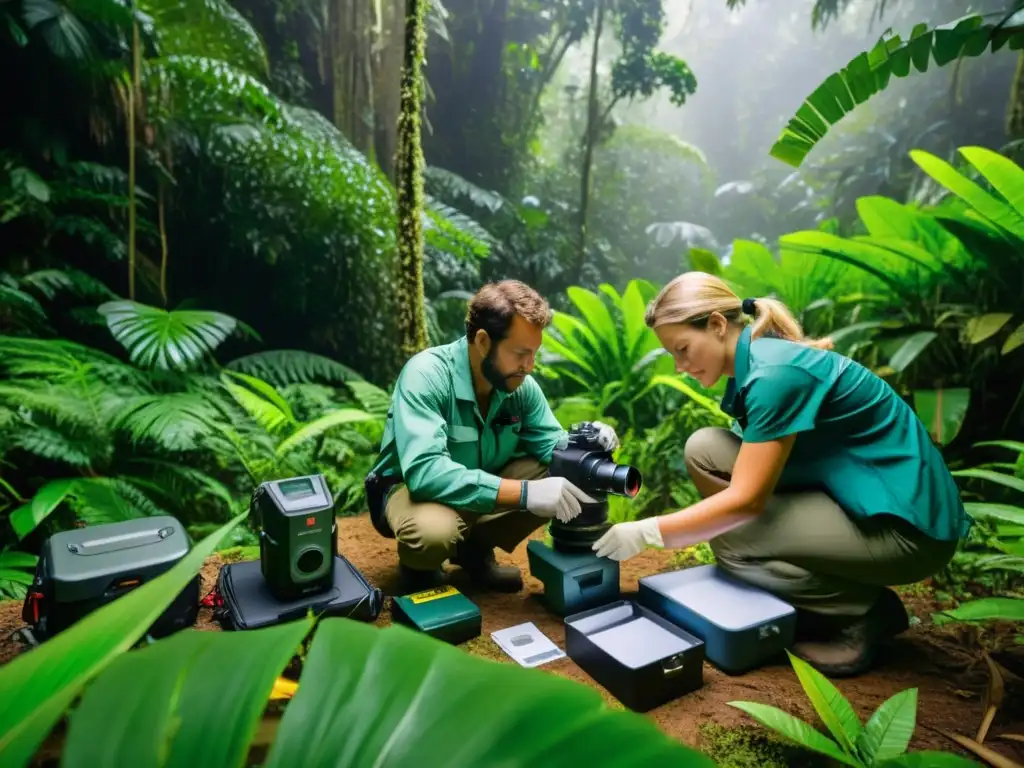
[3,513,1023,764]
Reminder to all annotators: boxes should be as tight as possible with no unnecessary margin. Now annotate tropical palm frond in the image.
[345,380,391,417]
[97,299,242,371]
[121,458,235,510]
[219,372,296,435]
[18,267,118,302]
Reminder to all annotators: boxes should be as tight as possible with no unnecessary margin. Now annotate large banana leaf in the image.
[0,512,246,767]
[55,616,716,767]
[768,12,1024,166]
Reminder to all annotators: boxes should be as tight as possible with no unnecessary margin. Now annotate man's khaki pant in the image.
[385,457,548,571]
[686,427,958,617]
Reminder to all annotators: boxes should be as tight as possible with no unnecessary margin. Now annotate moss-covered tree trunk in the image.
[394,0,429,362]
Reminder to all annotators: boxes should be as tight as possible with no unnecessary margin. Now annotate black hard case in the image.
[564,599,705,712]
[213,555,383,630]
[23,516,199,641]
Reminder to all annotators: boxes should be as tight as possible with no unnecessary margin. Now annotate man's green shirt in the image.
[722,326,970,542]
[370,336,567,514]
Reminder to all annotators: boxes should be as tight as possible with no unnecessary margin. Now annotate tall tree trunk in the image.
[374,0,405,180]
[395,0,429,362]
[576,0,605,276]
[328,0,377,156]
[1006,50,1024,152]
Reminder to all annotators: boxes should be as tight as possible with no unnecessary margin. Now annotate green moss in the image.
[670,542,716,569]
[697,723,831,768]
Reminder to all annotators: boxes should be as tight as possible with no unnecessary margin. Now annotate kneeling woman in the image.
[593,272,970,677]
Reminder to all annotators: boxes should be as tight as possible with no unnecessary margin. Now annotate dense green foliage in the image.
[2,0,1024,764]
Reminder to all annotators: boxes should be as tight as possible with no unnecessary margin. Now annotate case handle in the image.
[661,653,686,677]
[757,623,781,641]
[573,570,603,592]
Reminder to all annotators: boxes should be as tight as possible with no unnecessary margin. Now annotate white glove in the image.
[592,518,664,561]
[523,477,595,523]
[591,421,619,451]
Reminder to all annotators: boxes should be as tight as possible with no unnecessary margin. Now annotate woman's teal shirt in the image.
[721,326,970,543]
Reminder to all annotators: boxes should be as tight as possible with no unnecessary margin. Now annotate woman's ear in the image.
[708,312,728,339]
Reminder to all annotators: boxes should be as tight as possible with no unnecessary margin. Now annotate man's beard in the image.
[482,348,522,394]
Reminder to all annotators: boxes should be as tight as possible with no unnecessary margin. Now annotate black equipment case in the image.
[22,516,200,641]
[211,555,383,630]
[564,599,705,712]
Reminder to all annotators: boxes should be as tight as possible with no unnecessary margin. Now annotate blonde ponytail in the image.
[745,296,834,350]
[646,272,833,350]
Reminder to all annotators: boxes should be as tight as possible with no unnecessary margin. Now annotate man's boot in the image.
[399,563,446,594]
[451,542,523,593]
[790,587,909,678]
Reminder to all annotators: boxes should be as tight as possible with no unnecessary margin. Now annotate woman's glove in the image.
[592,518,664,561]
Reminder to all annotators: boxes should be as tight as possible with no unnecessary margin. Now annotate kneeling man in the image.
[365,280,617,593]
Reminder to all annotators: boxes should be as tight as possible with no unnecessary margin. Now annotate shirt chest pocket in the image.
[493,421,521,457]
[446,425,480,468]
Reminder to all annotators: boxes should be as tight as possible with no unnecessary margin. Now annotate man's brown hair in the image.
[465,280,552,344]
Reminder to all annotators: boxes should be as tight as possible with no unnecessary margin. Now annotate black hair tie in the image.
[742,298,757,315]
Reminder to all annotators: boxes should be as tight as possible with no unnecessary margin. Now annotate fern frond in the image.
[219,373,295,434]
[69,478,169,525]
[0,284,48,325]
[112,393,227,451]
[224,349,365,387]
[13,424,106,468]
[0,383,103,431]
[346,380,391,417]
[275,408,380,457]
[121,458,235,509]
[19,268,118,301]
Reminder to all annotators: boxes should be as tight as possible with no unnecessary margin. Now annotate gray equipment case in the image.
[22,516,200,641]
[638,564,796,674]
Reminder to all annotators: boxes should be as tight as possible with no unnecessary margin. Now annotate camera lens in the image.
[586,457,643,498]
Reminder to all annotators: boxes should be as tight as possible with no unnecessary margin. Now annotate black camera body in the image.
[548,422,642,553]
[249,474,337,601]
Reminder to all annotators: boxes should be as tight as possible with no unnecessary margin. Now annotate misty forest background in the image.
[2,0,1024,633]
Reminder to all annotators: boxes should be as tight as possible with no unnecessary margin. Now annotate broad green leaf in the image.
[0,512,246,768]
[642,374,727,418]
[275,408,379,456]
[889,332,937,373]
[264,619,716,767]
[787,652,862,756]
[726,701,861,767]
[98,300,239,371]
[959,145,1024,219]
[1002,321,1024,355]
[9,479,76,540]
[62,619,313,768]
[932,597,1024,625]
[963,502,1024,526]
[688,247,721,275]
[912,388,969,446]
[0,550,38,570]
[567,286,621,366]
[973,440,1024,455]
[965,313,1013,344]
[951,468,1024,495]
[857,687,917,763]
[910,150,1024,241]
[879,751,983,766]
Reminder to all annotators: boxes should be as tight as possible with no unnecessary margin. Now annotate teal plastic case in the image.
[391,585,482,644]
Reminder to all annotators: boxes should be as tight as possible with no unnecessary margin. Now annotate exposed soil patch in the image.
[3,513,1023,763]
